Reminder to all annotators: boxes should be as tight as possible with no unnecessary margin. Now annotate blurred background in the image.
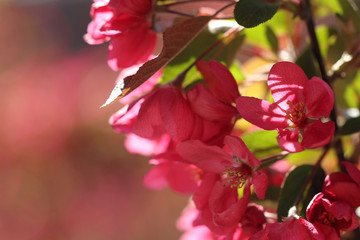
[0,0,188,239]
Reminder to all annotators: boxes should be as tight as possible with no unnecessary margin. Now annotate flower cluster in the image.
[85,0,156,70]
[105,56,360,239]
[83,1,360,239]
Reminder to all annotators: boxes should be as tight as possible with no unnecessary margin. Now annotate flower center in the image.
[286,101,306,127]
[222,164,252,189]
[318,212,336,226]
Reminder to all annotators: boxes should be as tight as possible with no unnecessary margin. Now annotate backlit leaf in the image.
[101,16,212,108]
[277,165,325,221]
[234,0,281,28]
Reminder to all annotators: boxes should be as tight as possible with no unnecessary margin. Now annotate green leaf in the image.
[295,46,320,79]
[338,117,360,135]
[162,28,245,86]
[242,130,281,158]
[265,25,278,53]
[277,165,325,221]
[100,16,212,108]
[234,0,281,28]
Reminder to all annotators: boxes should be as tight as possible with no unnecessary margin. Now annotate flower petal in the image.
[124,133,170,156]
[224,136,261,167]
[159,87,195,141]
[268,61,308,110]
[304,77,334,118]
[236,96,288,130]
[108,22,156,70]
[193,173,219,210]
[143,163,169,191]
[342,161,360,186]
[176,140,233,173]
[132,90,165,139]
[277,129,304,152]
[210,182,251,227]
[196,60,239,104]
[252,170,268,199]
[301,120,335,149]
[186,84,237,122]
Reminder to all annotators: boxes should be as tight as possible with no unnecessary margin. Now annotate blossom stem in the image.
[256,151,289,170]
[301,0,346,170]
[294,145,330,211]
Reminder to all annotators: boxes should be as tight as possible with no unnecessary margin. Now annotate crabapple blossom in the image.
[236,61,335,152]
[177,136,268,232]
[250,217,325,240]
[143,151,201,194]
[85,0,156,70]
[306,193,359,240]
[322,162,360,208]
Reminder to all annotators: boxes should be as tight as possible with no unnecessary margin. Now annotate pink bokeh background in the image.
[0,1,188,239]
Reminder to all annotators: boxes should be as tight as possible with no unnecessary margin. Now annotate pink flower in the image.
[250,217,325,240]
[132,86,237,146]
[230,204,266,240]
[236,62,335,152]
[177,136,268,231]
[85,0,156,70]
[109,93,170,156]
[196,60,240,105]
[306,193,359,240]
[322,162,360,208]
[143,151,201,194]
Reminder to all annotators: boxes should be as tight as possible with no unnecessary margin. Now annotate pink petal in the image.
[167,161,199,194]
[304,77,334,118]
[124,133,170,156]
[193,173,219,210]
[224,136,261,167]
[236,96,288,130]
[323,181,360,208]
[252,170,268,199]
[343,210,360,231]
[132,90,165,139]
[108,22,156,70]
[268,61,308,110]
[109,0,153,16]
[85,3,113,44]
[143,164,169,190]
[322,199,352,222]
[159,87,195,141]
[209,182,251,227]
[301,120,335,149]
[298,218,326,240]
[342,162,360,186]
[196,60,239,104]
[196,119,234,147]
[186,84,237,122]
[109,97,143,133]
[277,128,304,152]
[176,140,233,173]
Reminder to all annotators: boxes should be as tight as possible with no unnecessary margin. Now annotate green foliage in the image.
[277,165,325,221]
[338,116,360,135]
[242,130,281,158]
[333,70,360,109]
[234,0,281,28]
[265,25,279,54]
[295,46,320,79]
[161,27,245,86]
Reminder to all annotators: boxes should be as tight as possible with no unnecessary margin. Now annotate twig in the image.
[294,146,330,209]
[301,0,346,170]
[170,26,242,87]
